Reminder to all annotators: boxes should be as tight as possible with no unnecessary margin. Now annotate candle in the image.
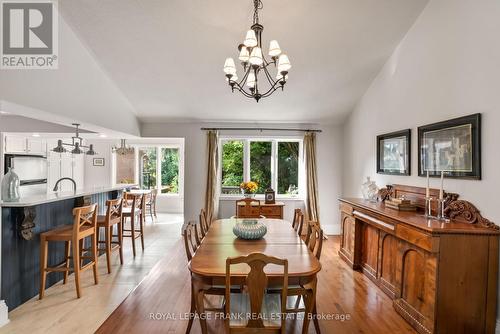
[426,171,430,198]
[439,171,444,200]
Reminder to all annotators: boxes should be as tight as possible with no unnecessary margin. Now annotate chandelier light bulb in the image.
[278,54,292,72]
[223,57,237,75]
[244,30,258,47]
[246,72,256,88]
[268,40,282,57]
[239,46,250,63]
[249,47,263,66]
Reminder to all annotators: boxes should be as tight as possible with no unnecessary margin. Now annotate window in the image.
[221,140,244,195]
[161,148,179,194]
[220,138,303,197]
[138,147,157,190]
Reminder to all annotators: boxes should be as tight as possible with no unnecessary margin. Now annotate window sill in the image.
[219,196,305,202]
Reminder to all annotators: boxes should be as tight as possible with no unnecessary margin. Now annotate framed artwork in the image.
[93,158,105,166]
[418,113,481,179]
[377,129,411,176]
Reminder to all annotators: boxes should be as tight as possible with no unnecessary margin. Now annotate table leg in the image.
[185,285,195,334]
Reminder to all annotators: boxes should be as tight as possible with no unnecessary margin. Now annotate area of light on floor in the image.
[0,213,184,334]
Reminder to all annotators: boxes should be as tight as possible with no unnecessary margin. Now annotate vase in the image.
[361,177,379,203]
[1,167,20,202]
[241,189,255,198]
[233,219,267,240]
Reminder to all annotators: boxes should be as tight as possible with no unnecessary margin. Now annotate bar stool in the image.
[122,193,145,256]
[39,204,99,299]
[97,198,124,274]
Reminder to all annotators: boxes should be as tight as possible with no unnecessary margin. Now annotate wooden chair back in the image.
[295,211,304,237]
[123,192,140,211]
[149,189,158,202]
[182,221,200,261]
[305,221,323,260]
[236,198,261,218]
[72,204,98,237]
[225,253,288,333]
[199,209,210,237]
[105,198,123,225]
[291,208,301,230]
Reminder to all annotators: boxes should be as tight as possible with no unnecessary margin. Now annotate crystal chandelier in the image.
[112,139,134,155]
[223,0,291,102]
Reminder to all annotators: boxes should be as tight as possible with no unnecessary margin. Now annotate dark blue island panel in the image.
[1,191,120,310]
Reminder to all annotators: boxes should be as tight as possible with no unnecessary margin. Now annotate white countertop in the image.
[0,184,134,208]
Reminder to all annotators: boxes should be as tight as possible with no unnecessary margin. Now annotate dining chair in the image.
[291,208,301,230]
[146,189,158,221]
[235,198,265,218]
[225,252,289,333]
[286,220,323,333]
[198,209,210,238]
[122,193,145,256]
[295,211,305,238]
[97,198,124,274]
[183,221,225,334]
[39,204,99,299]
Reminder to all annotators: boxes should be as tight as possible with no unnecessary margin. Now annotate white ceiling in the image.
[60,0,428,124]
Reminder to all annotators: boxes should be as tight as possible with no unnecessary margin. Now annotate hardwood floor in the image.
[98,235,416,333]
[1,214,416,334]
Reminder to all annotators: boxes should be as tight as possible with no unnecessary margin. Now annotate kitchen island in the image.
[0,184,134,310]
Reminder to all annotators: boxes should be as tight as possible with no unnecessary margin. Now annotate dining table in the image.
[189,218,322,334]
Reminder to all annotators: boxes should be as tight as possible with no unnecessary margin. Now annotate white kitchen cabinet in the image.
[47,151,85,192]
[4,135,47,155]
[4,135,27,154]
[27,138,47,155]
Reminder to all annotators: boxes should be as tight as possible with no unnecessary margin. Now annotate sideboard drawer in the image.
[396,224,436,252]
[261,206,282,217]
[340,203,354,215]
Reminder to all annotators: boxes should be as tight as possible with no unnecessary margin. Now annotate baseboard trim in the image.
[323,224,341,236]
[0,300,9,327]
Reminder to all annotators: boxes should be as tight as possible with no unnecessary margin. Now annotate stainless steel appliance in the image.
[4,154,48,196]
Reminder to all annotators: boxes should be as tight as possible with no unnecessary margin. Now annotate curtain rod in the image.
[200,127,322,133]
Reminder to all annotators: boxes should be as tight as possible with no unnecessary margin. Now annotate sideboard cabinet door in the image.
[339,212,358,268]
[394,241,437,334]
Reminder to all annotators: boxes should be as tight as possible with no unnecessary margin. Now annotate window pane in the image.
[221,141,244,195]
[250,141,272,194]
[138,147,157,189]
[278,142,299,195]
[161,148,179,194]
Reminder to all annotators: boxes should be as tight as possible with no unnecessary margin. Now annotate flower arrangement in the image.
[240,181,258,195]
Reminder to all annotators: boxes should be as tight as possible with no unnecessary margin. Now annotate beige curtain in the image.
[304,132,320,225]
[204,130,220,222]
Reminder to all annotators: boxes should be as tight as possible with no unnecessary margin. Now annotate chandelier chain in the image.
[253,0,263,24]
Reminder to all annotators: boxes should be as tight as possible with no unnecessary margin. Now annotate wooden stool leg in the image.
[72,239,82,298]
[118,222,124,265]
[153,201,157,218]
[105,226,112,274]
[39,236,48,300]
[313,301,321,334]
[79,238,84,268]
[63,240,71,284]
[149,205,154,222]
[130,214,136,257]
[91,232,99,284]
[139,213,145,251]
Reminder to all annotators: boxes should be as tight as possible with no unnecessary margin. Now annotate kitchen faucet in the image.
[53,177,76,192]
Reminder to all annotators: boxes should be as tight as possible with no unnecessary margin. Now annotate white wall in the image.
[84,140,113,187]
[342,0,500,326]
[141,122,343,234]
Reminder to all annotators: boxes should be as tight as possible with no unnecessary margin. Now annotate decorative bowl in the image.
[233,219,267,240]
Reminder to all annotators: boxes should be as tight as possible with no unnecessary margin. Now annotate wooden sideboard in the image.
[339,185,499,334]
[236,201,284,219]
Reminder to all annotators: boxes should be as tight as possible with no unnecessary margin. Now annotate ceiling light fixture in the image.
[51,123,97,155]
[112,139,134,155]
[223,0,291,102]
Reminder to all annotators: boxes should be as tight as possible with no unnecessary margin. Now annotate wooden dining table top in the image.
[189,218,322,278]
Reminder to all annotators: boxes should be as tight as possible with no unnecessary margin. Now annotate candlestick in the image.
[439,171,444,200]
[426,171,430,198]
